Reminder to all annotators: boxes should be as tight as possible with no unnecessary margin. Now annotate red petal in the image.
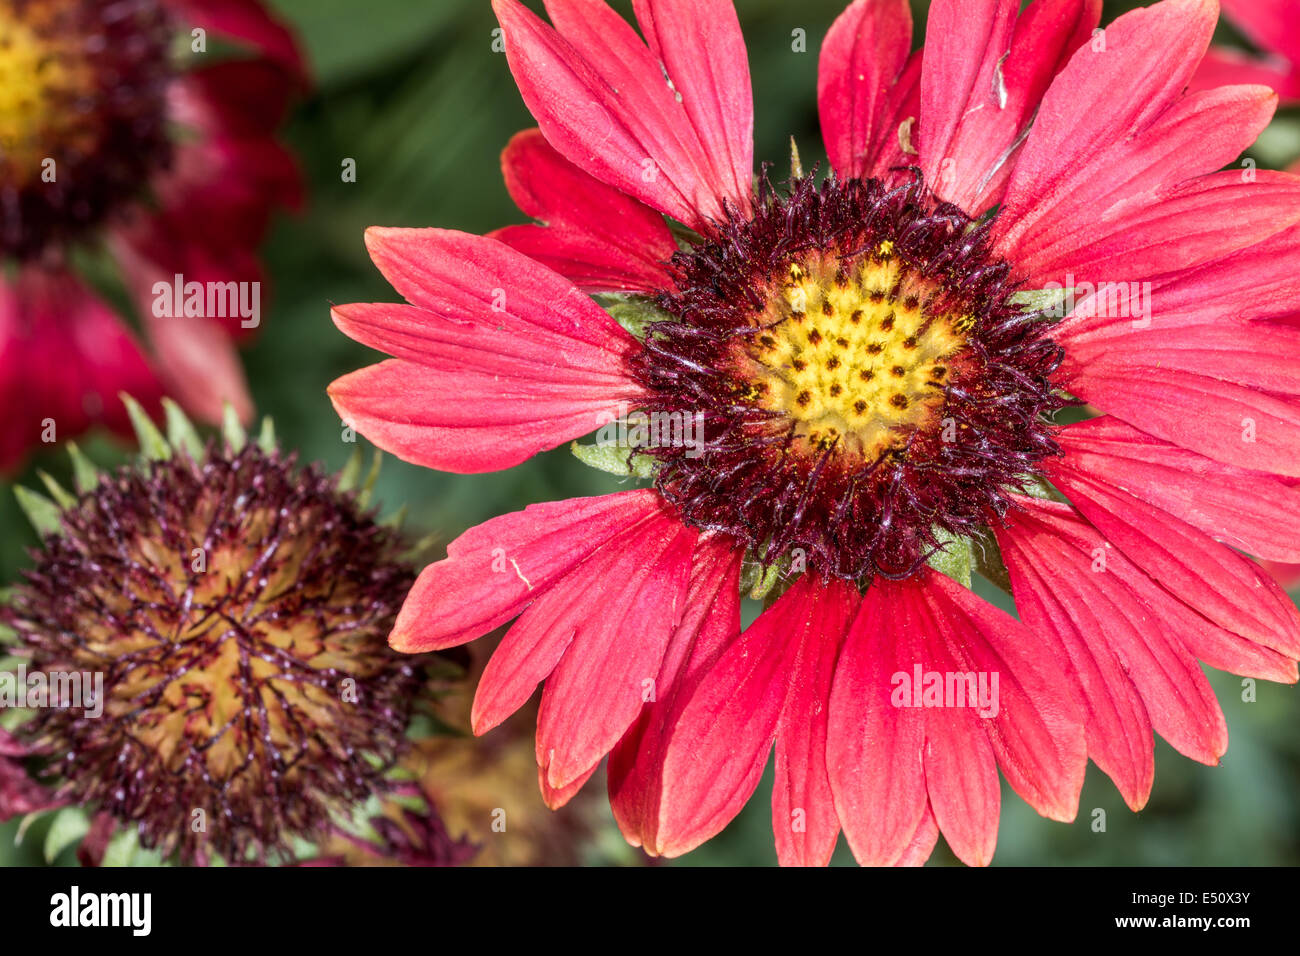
[534,515,696,790]
[491,0,747,233]
[919,0,1101,214]
[1055,416,1300,563]
[827,578,928,866]
[608,535,743,851]
[993,0,1270,276]
[817,0,915,180]
[999,498,1232,765]
[771,578,860,867]
[917,571,1087,823]
[632,0,754,214]
[652,574,845,858]
[390,490,662,652]
[490,129,677,294]
[1047,458,1300,665]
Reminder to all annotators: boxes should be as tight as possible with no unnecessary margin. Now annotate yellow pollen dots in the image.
[0,3,94,186]
[740,243,969,460]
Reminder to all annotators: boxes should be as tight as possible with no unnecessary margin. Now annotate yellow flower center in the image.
[736,242,970,460]
[0,2,95,187]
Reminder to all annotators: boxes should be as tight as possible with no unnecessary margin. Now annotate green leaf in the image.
[598,295,673,341]
[357,451,383,509]
[14,486,62,538]
[43,807,91,864]
[162,398,204,459]
[928,529,973,588]
[569,441,656,479]
[120,393,170,461]
[337,447,364,492]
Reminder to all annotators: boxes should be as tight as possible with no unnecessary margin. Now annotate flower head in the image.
[1,0,306,472]
[331,0,1300,866]
[2,403,427,864]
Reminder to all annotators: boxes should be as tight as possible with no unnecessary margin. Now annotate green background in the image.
[3,0,1299,866]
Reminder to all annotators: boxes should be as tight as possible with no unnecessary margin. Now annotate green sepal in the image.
[221,402,247,453]
[337,447,364,493]
[379,504,407,530]
[1009,287,1072,316]
[120,393,170,461]
[162,397,204,459]
[927,529,973,588]
[357,451,383,509]
[14,486,62,538]
[36,471,77,510]
[597,294,673,341]
[570,441,656,479]
[101,827,167,867]
[66,442,101,495]
[256,416,277,454]
[43,807,92,864]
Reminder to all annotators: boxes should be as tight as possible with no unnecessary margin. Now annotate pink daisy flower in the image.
[1,0,306,472]
[330,0,1300,866]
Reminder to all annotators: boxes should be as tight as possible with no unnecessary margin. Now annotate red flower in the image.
[331,0,1300,865]
[0,0,306,472]
[1190,0,1300,103]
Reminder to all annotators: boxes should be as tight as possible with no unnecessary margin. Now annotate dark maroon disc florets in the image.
[5,443,423,864]
[631,173,1065,580]
[1,0,176,259]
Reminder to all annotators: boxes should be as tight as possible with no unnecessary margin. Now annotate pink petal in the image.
[328,358,638,474]
[827,578,928,866]
[1055,416,1300,563]
[1027,170,1300,290]
[0,267,163,472]
[993,0,1272,276]
[652,574,845,858]
[817,0,915,180]
[163,0,308,81]
[390,490,663,653]
[492,0,748,234]
[916,571,1087,823]
[1219,0,1300,71]
[535,515,697,790]
[919,0,1101,215]
[631,0,754,213]
[608,535,744,852]
[538,762,599,810]
[1047,456,1300,665]
[490,128,678,294]
[892,803,940,867]
[771,578,860,867]
[329,229,644,473]
[999,497,1232,765]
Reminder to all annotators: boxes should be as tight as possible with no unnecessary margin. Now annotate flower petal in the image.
[999,497,1232,766]
[1047,455,1300,664]
[492,0,748,233]
[817,0,915,180]
[535,514,697,790]
[827,578,928,866]
[651,574,845,858]
[607,535,743,852]
[390,490,663,653]
[771,578,860,867]
[1055,416,1300,563]
[490,129,678,294]
[919,0,1101,214]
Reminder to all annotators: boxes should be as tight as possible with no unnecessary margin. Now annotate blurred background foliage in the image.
[3,0,1299,866]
